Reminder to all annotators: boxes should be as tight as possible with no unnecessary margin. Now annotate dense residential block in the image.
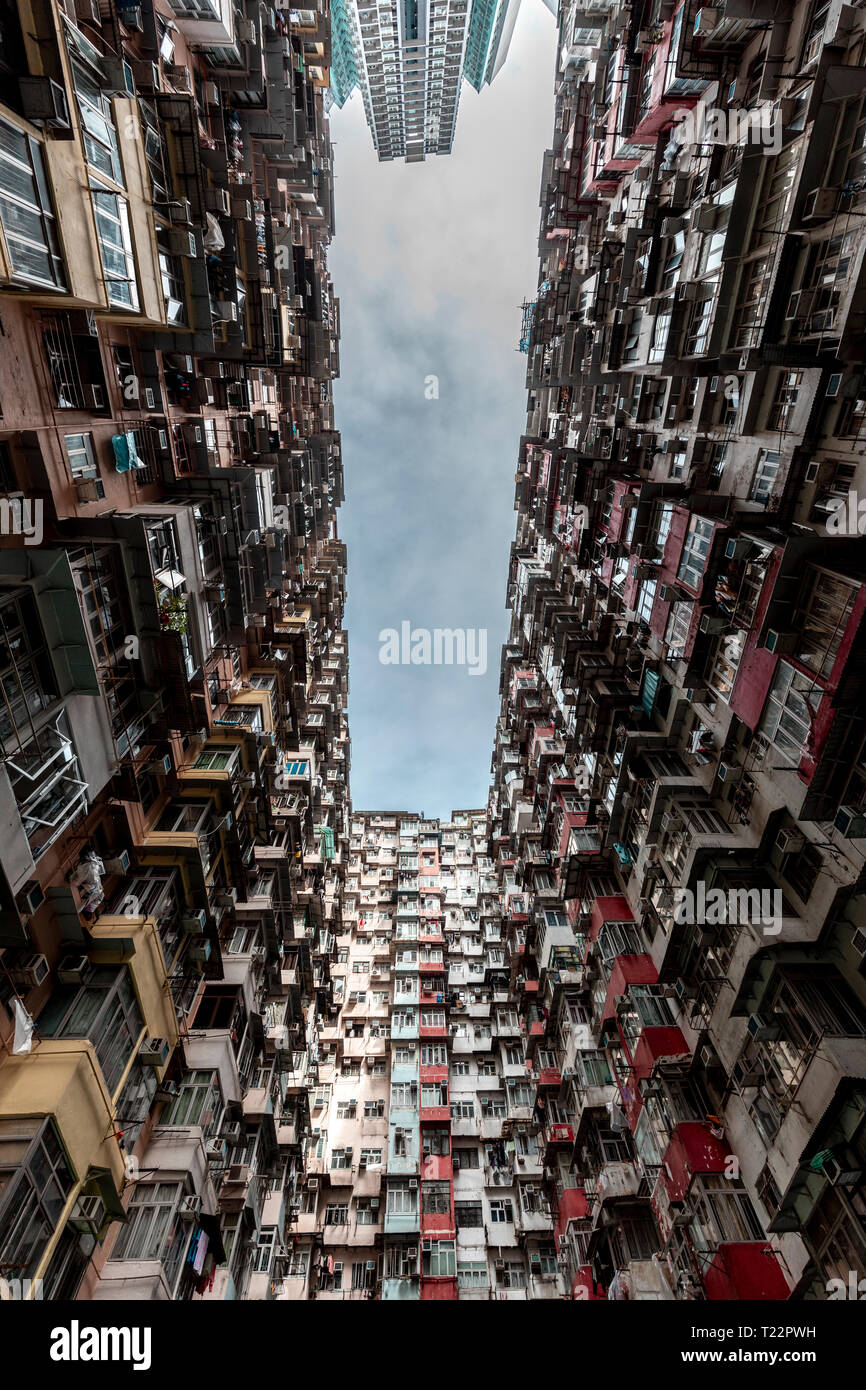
[0,0,348,1302]
[2,0,866,1307]
[493,0,866,1302]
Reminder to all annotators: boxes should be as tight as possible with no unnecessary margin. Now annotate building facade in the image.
[0,0,350,1301]
[3,0,866,1308]
[490,0,866,1302]
[328,0,548,162]
[289,810,563,1301]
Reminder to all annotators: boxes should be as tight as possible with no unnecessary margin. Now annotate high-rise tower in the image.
[329,0,550,162]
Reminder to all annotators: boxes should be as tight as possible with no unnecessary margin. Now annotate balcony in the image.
[586,1160,643,1223]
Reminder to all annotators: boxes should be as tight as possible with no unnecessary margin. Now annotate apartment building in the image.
[0,0,350,1301]
[328,0,547,161]
[283,810,564,1299]
[489,0,866,1301]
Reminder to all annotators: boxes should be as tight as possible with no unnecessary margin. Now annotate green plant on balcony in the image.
[156,585,189,634]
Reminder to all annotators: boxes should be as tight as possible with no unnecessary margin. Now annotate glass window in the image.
[111,1181,191,1292]
[0,119,65,288]
[422,1238,455,1277]
[0,1117,75,1282]
[678,516,714,591]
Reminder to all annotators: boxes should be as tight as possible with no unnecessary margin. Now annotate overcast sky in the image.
[329,4,556,820]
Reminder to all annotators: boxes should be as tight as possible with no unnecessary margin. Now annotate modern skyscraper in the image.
[329,0,549,162]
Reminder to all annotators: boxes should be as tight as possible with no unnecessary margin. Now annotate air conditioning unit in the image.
[181,909,208,934]
[724,536,751,562]
[802,187,837,221]
[206,1138,227,1164]
[307,1177,319,1190]
[132,59,161,92]
[834,805,866,839]
[102,850,131,875]
[694,204,722,233]
[9,953,50,989]
[717,762,742,785]
[775,827,805,856]
[684,686,709,704]
[169,228,197,259]
[699,613,727,635]
[57,954,92,985]
[179,1194,202,1221]
[747,1014,782,1042]
[762,629,796,654]
[69,1194,107,1233]
[661,217,684,237]
[189,940,212,963]
[4,873,46,932]
[19,76,71,130]
[139,1036,171,1066]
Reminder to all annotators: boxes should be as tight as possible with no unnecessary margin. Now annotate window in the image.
[793,568,856,679]
[458,1260,489,1289]
[390,1082,417,1108]
[497,1260,526,1289]
[37,967,143,1094]
[360,1148,382,1168]
[421,1082,448,1108]
[664,600,693,661]
[91,186,139,311]
[489,1199,514,1224]
[455,1200,483,1228]
[453,1146,480,1168]
[678,515,714,591]
[760,661,821,761]
[750,450,781,505]
[386,1181,418,1215]
[253,1227,276,1274]
[422,1128,450,1156]
[422,1239,455,1277]
[422,1181,451,1214]
[161,1070,222,1135]
[351,1259,377,1291]
[72,60,122,183]
[111,1181,190,1292]
[689,1174,764,1250]
[420,1043,447,1065]
[767,371,802,433]
[330,1148,352,1170]
[451,1100,475,1120]
[636,577,657,626]
[0,118,65,288]
[324,1203,349,1225]
[0,1118,75,1283]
